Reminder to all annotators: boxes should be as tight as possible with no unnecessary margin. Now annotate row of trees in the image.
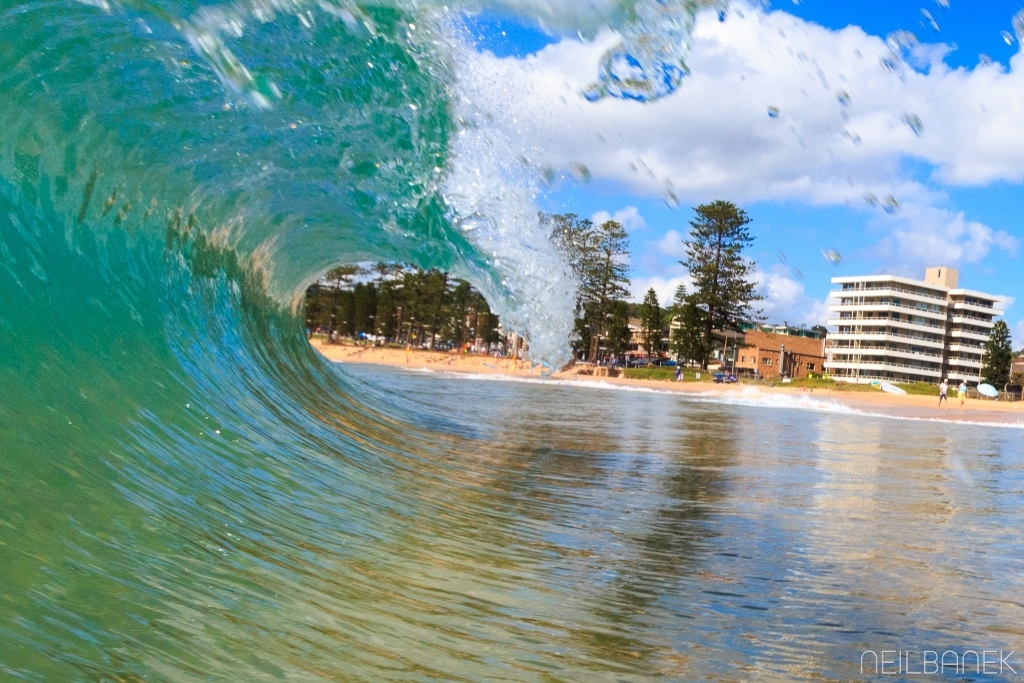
[304,263,501,349]
[548,200,762,368]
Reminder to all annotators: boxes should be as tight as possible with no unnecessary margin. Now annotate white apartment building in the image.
[824,267,1004,385]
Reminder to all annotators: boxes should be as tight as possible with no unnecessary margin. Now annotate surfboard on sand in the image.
[879,382,907,395]
[977,383,998,398]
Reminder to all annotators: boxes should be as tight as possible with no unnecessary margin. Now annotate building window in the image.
[762,357,772,366]
[807,363,815,371]
[741,355,746,363]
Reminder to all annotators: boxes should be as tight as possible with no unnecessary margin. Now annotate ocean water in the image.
[2,0,1023,680]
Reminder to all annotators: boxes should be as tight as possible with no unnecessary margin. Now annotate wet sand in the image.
[312,341,1024,427]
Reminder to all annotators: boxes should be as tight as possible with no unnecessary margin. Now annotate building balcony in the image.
[831,284,947,303]
[950,300,1002,315]
[950,314,996,326]
[949,328,990,342]
[947,357,983,369]
[947,342,984,352]
[825,360,942,378]
[828,317,944,333]
[828,346,943,361]
[830,302,947,321]
[826,331,945,349]
[948,369,983,381]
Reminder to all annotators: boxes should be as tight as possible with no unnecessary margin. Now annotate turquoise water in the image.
[2,0,1024,679]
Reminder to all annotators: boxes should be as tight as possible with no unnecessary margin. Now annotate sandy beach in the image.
[312,341,1024,427]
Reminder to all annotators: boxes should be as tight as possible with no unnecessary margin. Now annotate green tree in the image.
[982,320,1013,388]
[639,288,663,365]
[680,200,762,368]
[604,301,632,358]
[678,303,708,367]
[549,213,630,361]
[584,220,630,360]
[352,282,377,336]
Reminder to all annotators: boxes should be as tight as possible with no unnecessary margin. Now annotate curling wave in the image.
[0,0,727,679]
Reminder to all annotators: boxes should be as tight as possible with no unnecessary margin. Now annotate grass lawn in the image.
[622,368,710,382]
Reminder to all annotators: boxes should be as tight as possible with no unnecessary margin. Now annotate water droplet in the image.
[778,252,788,264]
[902,112,924,136]
[718,10,727,22]
[663,188,679,209]
[822,249,843,265]
[1002,30,1014,45]
[836,90,851,107]
[1014,9,1024,45]
[920,8,939,32]
[883,195,901,214]
[767,106,780,118]
[569,163,591,183]
[793,268,804,280]
[864,192,879,206]
[979,53,993,66]
[935,0,949,7]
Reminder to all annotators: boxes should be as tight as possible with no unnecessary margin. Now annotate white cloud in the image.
[460,2,1024,269]
[627,267,828,328]
[591,206,647,232]
[629,274,692,304]
[754,268,830,327]
[873,207,1019,269]
[656,229,689,258]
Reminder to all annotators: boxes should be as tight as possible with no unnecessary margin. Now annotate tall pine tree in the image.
[639,288,663,365]
[669,284,708,367]
[982,320,1013,388]
[680,201,761,368]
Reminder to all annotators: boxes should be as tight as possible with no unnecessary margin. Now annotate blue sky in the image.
[460,1,1024,345]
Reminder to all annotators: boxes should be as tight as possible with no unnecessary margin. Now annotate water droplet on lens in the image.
[767,106,780,118]
[920,9,939,32]
[883,195,900,214]
[663,188,679,209]
[793,268,804,280]
[778,252,788,264]
[979,53,993,66]
[836,90,851,107]
[864,192,878,206]
[902,112,924,136]
[1002,30,1014,45]
[822,249,842,265]
[718,10,727,22]
[569,163,591,183]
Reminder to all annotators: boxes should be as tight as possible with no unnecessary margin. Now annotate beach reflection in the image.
[342,366,1024,681]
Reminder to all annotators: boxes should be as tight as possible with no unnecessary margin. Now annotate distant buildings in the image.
[824,267,1004,385]
[734,330,826,379]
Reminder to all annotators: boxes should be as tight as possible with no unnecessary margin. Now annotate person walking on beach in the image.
[958,380,967,410]
[675,364,682,382]
[938,378,949,408]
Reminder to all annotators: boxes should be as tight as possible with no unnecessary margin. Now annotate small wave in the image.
[372,367,1024,429]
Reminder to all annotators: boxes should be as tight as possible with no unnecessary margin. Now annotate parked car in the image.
[713,372,738,384]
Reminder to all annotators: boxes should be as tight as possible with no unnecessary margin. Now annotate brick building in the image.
[734,330,826,379]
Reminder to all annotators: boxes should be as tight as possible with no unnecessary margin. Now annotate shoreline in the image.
[311,341,1024,427]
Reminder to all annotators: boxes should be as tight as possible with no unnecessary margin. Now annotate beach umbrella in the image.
[977,383,998,398]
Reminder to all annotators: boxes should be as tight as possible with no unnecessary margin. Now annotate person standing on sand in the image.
[958,380,967,410]
[938,378,949,408]
[675,365,682,382]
